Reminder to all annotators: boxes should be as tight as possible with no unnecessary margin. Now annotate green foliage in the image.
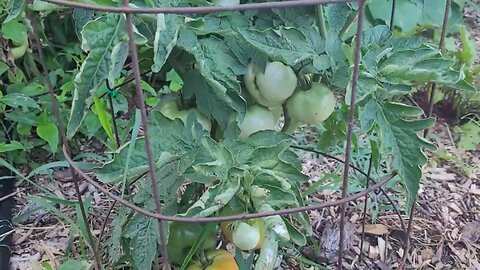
[68,14,130,138]
[360,101,436,208]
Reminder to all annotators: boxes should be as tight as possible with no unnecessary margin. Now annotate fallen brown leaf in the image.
[358,224,390,235]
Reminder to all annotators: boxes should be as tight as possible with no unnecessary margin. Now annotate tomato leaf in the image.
[360,100,436,210]
[177,31,246,128]
[284,219,306,246]
[123,214,158,270]
[254,231,278,270]
[105,208,130,264]
[152,14,182,72]
[4,0,26,23]
[108,41,129,85]
[361,25,392,48]
[457,119,480,151]
[457,24,477,67]
[72,8,94,39]
[238,27,326,70]
[0,93,39,109]
[368,0,463,33]
[67,14,127,138]
[94,112,204,183]
[0,141,24,153]
[0,20,27,44]
[182,174,241,217]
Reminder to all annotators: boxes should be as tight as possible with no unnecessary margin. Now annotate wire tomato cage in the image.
[28,0,452,269]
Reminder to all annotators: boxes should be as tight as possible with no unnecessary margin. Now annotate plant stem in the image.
[281,104,300,134]
[339,10,358,40]
[315,6,327,39]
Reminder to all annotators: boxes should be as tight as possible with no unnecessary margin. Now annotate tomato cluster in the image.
[158,60,335,140]
[241,60,337,137]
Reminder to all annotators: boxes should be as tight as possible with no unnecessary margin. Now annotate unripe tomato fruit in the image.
[244,61,297,107]
[238,104,276,139]
[167,222,217,266]
[220,219,265,250]
[285,82,336,125]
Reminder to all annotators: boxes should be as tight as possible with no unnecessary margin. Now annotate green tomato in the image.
[285,82,336,125]
[238,104,276,139]
[232,222,259,250]
[221,218,265,250]
[167,222,217,266]
[244,61,297,107]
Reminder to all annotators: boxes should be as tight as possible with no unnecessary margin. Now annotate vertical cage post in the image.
[337,0,366,268]
[121,0,171,269]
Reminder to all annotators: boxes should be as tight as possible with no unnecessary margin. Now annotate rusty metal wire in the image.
[337,1,366,268]
[41,0,354,14]
[29,0,451,269]
[121,0,171,265]
[62,144,397,222]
